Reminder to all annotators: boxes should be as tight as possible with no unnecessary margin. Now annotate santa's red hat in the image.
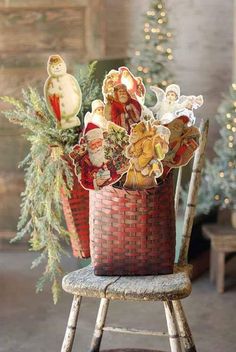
[84,122,103,141]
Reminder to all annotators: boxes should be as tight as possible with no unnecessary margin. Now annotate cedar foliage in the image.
[1,62,101,303]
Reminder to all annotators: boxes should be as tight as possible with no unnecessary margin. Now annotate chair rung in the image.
[103,326,168,337]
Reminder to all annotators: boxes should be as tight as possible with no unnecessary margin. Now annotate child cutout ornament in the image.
[84,100,108,130]
[124,121,170,190]
[44,55,82,129]
[150,84,203,125]
[69,122,129,190]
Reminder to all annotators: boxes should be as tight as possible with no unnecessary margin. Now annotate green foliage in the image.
[1,62,101,303]
[182,85,236,215]
[105,124,129,169]
[128,0,174,105]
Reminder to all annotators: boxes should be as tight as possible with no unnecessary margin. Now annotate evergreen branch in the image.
[1,62,100,303]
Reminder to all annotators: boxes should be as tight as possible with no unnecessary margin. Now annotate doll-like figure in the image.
[150,84,203,125]
[124,121,170,190]
[84,100,108,130]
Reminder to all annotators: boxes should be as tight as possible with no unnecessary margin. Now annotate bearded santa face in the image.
[88,138,106,167]
[117,86,129,104]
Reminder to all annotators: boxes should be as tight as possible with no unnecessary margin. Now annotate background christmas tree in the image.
[192,84,236,215]
[129,0,173,104]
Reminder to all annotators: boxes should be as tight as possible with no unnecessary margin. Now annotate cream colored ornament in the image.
[84,100,108,130]
[44,55,82,129]
[150,84,203,125]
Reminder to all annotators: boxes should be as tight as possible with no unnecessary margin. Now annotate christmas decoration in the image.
[84,99,107,129]
[1,55,204,299]
[1,62,101,303]
[44,55,82,129]
[150,84,203,125]
[124,121,170,189]
[102,66,146,104]
[162,115,200,177]
[192,84,236,215]
[129,0,174,104]
[69,122,129,190]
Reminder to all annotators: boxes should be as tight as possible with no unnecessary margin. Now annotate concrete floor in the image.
[1,250,236,352]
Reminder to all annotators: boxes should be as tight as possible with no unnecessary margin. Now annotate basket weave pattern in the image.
[61,168,90,259]
[90,174,176,275]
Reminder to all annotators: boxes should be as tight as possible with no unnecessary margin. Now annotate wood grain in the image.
[62,265,192,302]
[0,7,85,54]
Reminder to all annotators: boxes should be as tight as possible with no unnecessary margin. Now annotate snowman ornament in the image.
[44,55,82,129]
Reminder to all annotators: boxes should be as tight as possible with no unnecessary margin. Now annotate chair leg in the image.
[61,295,82,352]
[163,300,182,352]
[173,300,197,352]
[89,298,110,352]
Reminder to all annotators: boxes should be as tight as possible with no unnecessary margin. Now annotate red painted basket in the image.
[61,158,90,258]
[89,173,176,275]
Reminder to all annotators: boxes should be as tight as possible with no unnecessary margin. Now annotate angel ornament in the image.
[150,84,203,125]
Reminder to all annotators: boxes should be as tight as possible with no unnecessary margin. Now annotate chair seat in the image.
[62,264,191,301]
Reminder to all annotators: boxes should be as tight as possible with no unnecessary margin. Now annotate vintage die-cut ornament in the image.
[69,122,129,191]
[162,115,201,177]
[119,67,146,104]
[44,55,82,129]
[124,121,170,190]
[150,84,203,125]
[84,99,108,130]
[104,83,142,134]
[102,67,146,104]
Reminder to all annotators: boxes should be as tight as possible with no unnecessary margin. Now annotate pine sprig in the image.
[1,62,101,303]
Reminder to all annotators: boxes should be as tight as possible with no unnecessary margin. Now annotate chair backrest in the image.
[174,119,209,265]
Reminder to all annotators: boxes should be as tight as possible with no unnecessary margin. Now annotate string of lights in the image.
[129,0,173,104]
[195,83,236,214]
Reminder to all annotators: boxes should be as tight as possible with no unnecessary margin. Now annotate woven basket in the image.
[89,173,176,275]
[61,159,90,258]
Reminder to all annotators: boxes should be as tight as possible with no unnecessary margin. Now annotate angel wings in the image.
[149,84,203,125]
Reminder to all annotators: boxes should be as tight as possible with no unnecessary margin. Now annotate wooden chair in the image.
[61,120,209,352]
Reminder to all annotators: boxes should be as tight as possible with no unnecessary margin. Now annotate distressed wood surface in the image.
[178,120,209,264]
[61,295,82,352]
[0,7,85,54]
[202,224,236,251]
[90,298,110,352]
[203,224,236,293]
[102,326,168,337]
[62,265,191,301]
[174,167,183,215]
[173,300,197,352]
[163,301,182,352]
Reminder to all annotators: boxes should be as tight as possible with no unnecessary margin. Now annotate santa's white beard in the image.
[88,147,106,167]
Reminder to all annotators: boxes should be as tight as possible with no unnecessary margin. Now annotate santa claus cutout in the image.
[69,123,126,190]
[105,83,142,134]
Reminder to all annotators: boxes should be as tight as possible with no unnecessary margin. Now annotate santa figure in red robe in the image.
[105,84,142,134]
[70,123,120,190]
